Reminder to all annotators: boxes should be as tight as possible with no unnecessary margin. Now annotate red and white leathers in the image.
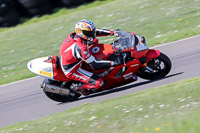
[60,29,115,93]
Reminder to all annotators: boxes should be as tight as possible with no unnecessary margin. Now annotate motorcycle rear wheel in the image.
[42,78,81,102]
[43,91,81,103]
[136,52,172,80]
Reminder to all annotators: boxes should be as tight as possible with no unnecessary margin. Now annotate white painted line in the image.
[1,34,200,87]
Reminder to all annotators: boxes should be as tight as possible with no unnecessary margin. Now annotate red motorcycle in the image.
[27,31,172,102]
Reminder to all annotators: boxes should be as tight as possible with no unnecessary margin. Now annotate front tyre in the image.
[136,52,172,80]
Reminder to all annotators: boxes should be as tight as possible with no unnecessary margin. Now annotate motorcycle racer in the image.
[60,19,121,95]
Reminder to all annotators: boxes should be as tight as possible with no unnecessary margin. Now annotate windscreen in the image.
[113,31,136,52]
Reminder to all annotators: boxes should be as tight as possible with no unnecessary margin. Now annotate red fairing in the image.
[129,32,137,35]
[51,55,71,82]
[146,49,160,61]
[89,44,114,60]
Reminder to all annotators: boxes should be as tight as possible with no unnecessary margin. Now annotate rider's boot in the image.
[70,83,91,96]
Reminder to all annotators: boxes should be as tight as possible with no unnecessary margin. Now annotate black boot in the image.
[70,83,91,96]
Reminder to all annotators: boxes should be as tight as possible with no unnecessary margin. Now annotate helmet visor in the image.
[82,29,96,39]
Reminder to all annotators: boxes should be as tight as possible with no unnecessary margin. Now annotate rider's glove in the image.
[110,29,120,37]
[138,36,146,44]
[141,36,146,43]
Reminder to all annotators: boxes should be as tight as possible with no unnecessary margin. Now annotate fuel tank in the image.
[89,44,114,60]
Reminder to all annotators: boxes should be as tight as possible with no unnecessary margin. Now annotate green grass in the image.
[1,0,200,85]
[0,76,200,133]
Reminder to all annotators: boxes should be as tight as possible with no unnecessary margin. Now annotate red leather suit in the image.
[60,30,114,91]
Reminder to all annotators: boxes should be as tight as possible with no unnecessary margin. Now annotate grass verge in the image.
[0,0,200,85]
[0,76,200,133]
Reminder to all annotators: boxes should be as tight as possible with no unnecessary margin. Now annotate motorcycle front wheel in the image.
[136,52,172,80]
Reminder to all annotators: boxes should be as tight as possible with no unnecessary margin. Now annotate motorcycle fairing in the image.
[99,58,141,90]
[27,57,54,79]
[51,55,71,82]
[146,49,161,61]
[90,44,114,60]
[27,56,71,81]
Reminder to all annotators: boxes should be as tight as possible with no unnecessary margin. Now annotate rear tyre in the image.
[43,91,81,103]
[42,78,81,102]
[136,52,172,80]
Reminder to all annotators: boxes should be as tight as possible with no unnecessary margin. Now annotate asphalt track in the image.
[0,35,200,128]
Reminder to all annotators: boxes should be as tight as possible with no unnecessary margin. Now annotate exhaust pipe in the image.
[41,83,70,96]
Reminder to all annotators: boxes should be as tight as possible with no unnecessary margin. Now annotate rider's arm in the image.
[88,56,122,70]
[81,51,114,70]
[75,42,115,70]
[96,29,117,37]
[89,58,114,70]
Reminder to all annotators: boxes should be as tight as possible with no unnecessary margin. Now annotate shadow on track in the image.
[58,72,183,105]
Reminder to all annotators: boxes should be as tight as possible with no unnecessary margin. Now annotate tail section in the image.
[27,56,54,79]
[27,55,71,81]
